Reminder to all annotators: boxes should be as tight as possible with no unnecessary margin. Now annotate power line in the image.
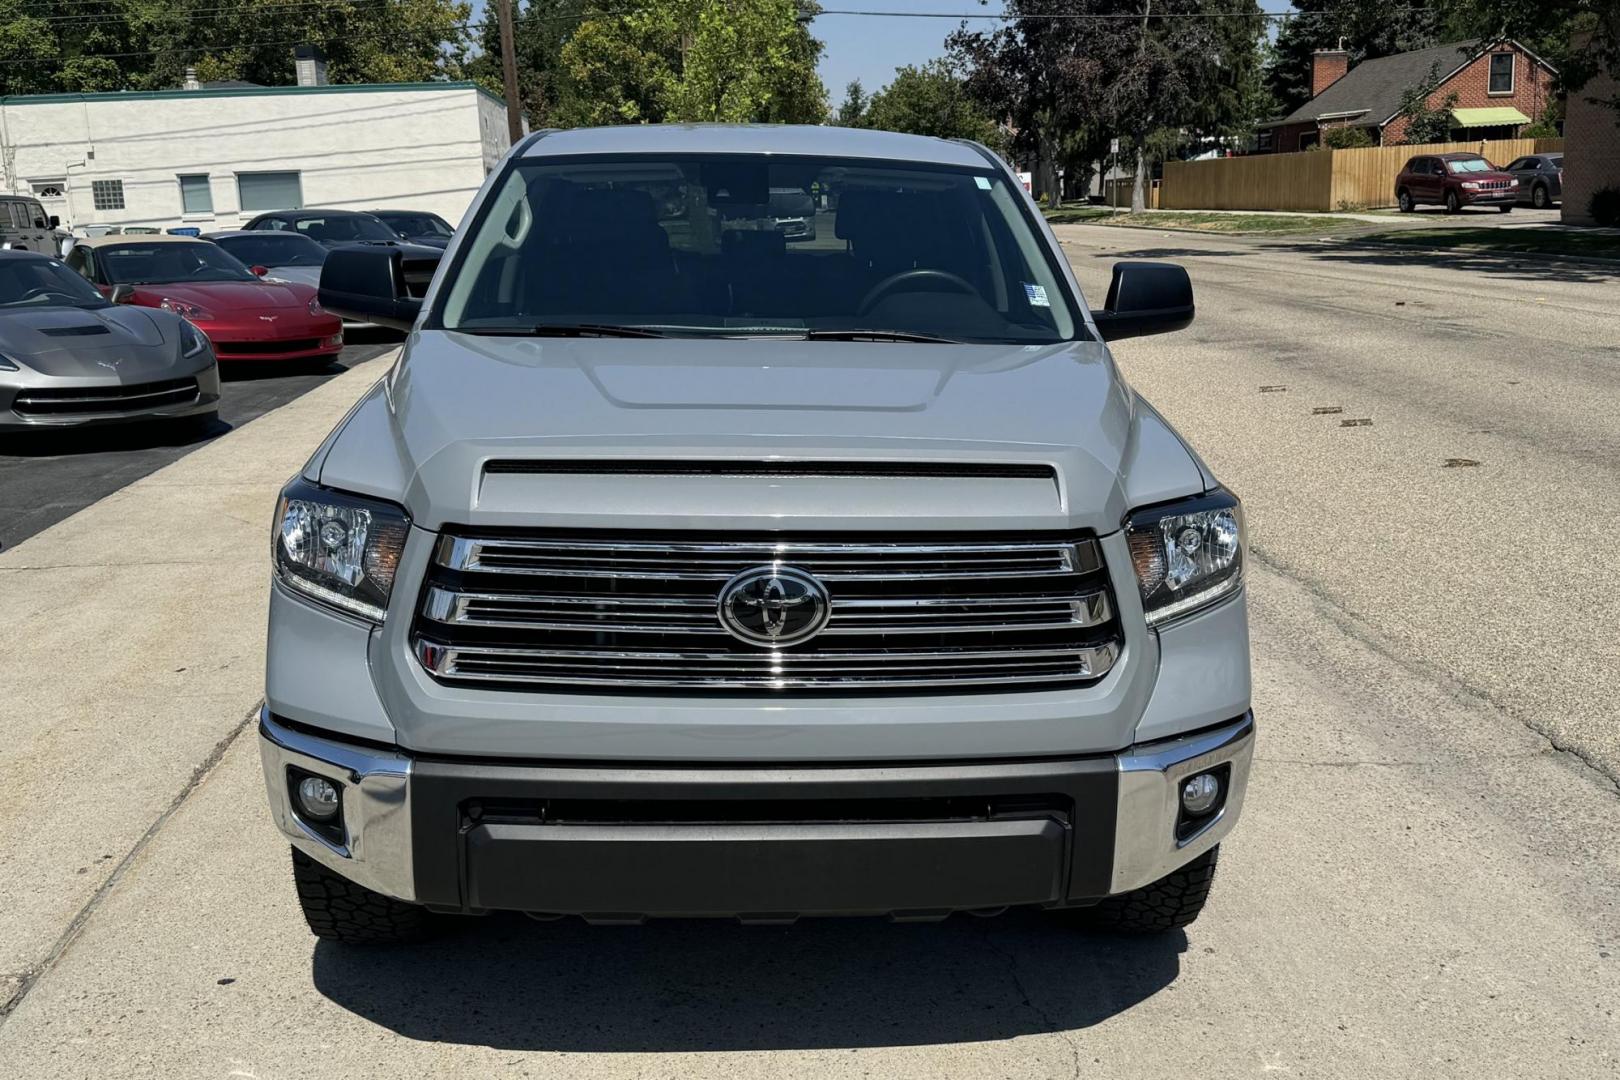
[814,7,1431,20]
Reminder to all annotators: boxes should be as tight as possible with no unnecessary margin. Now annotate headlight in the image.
[161,298,215,320]
[1126,489,1244,626]
[308,297,326,317]
[179,320,210,358]
[273,477,409,622]
[1462,181,1480,190]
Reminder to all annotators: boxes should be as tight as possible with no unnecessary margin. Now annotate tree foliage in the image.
[1321,124,1374,148]
[0,0,472,96]
[860,60,1005,150]
[836,79,868,126]
[556,0,826,126]
[470,0,585,128]
[1395,62,1459,143]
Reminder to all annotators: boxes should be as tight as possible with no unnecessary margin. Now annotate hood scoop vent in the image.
[483,460,1056,481]
[39,324,113,337]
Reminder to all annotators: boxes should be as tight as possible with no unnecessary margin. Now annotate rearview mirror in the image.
[318,244,442,331]
[109,284,135,304]
[1092,261,1194,341]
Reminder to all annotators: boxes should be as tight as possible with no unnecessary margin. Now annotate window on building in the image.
[237,171,304,213]
[1298,130,1320,151]
[91,180,125,211]
[1489,53,1514,94]
[1257,130,1274,151]
[178,174,213,215]
[31,180,65,199]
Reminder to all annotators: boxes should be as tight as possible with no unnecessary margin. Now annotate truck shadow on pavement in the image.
[310,910,1185,1051]
[1292,241,1620,285]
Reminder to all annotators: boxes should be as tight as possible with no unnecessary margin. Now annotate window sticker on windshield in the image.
[974,176,992,190]
[1023,282,1050,307]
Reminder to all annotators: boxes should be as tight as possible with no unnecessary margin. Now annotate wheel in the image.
[1444,190,1460,214]
[1531,184,1549,209]
[1498,204,1513,214]
[1397,189,1414,213]
[291,847,434,945]
[1080,846,1220,933]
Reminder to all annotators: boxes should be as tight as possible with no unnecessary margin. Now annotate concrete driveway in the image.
[0,233,1616,1078]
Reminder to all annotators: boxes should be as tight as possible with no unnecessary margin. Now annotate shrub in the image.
[1521,121,1559,139]
[1591,187,1620,228]
[1323,126,1374,150]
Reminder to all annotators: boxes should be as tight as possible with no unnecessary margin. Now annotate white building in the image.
[0,68,513,235]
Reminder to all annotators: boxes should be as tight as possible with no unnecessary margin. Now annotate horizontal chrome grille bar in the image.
[434,535,1100,581]
[422,585,1111,635]
[416,639,1119,690]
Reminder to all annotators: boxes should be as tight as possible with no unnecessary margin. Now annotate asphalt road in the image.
[0,330,401,551]
[0,235,1616,1077]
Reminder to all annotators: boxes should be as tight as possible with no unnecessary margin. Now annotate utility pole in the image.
[497,0,523,145]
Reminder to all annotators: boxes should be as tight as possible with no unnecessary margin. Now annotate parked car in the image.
[0,249,219,432]
[1396,153,1519,213]
[1503,153,1563,208]
[367,209,455,248]
[205,230,328,288]
[0,194,61,254]
[767,186,817,241]
[64,236,342,363]
[241,209,403,248]
[261,124,1254,945]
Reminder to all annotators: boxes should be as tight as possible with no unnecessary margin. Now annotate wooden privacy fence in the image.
[1161,138,1565,212]
[1104,177,1160,209]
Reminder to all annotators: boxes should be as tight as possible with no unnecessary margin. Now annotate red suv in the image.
[1396,153,1520,214]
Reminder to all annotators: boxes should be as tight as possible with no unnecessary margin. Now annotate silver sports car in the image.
[0,250,220,431]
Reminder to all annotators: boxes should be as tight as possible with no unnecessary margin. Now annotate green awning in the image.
[1451,106,1530,127]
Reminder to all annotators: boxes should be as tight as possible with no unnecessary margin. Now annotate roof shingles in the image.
[1276,39,1482,128]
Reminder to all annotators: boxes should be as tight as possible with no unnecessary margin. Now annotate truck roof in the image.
[520,124,995,169]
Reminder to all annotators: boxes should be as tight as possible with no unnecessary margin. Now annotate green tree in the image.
[1321,124,1374,148]
[470,0,586,128]
[0,0,473,97]
[557,0,826,126]
[1395,62,1459,144]
[864,60,1005,150]
[836,79,868,126]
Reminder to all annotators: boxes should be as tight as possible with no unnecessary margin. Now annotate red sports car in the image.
[64,236,343,362]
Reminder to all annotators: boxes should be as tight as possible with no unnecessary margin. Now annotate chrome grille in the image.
[413,532,1122,691]
[12,377,198,417]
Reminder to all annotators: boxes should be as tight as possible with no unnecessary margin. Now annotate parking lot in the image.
[1,229,1617,1078]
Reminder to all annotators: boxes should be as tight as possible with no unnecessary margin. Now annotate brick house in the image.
[1559,35,1620,225]
[1257,39,1557,153]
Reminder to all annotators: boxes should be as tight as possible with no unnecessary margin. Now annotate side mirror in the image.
[318,244,441,331]
[250,264,269,277]
[1092,261,1194,341]
[109,284,136,304]
[48,215,61,229]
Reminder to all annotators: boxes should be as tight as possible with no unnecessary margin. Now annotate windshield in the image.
[214,233,327,268]
[99,242,255,285]
[379,212,452,238]
[436,154,1080,343]
[0,257,108,309]
[291,214,399,244]
[1446,158,1494,174]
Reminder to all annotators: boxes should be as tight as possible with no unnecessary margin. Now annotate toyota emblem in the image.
[717,566,831,647]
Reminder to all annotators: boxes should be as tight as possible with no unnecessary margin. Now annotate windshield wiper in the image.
[455,323,665,339]
[803,329,962,344]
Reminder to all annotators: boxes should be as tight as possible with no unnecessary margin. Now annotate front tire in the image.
[1532,184,1549,209]
[1498,204,1513,213]
[1397,189,1414,213]
[291,847,433,945]
[1444,190,1461,214]
[1081,846,1220,933]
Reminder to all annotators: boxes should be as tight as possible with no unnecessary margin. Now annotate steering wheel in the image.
[858,268,978,315]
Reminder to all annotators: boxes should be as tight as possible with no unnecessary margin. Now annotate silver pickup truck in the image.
[261,125,1254,944]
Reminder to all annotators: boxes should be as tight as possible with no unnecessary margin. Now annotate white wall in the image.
[0,83,510,233]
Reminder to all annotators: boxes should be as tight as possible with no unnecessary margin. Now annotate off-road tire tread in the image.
[291,847,431,945]
[1086,846,1219,933]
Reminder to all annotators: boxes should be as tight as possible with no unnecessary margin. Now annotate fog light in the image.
[296,775,341,820]
[1181,773,1222,815]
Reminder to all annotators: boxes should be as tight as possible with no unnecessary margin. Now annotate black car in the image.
[367,209,455,249]
[1502,153,1563,209]
[240,209,402,248]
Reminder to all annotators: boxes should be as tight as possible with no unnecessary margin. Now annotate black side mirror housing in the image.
[109,284,135,304]
[48,215,61,229]
[318,244,442,331]
[1093,261,1195,341]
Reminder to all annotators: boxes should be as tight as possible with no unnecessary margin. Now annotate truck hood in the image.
[317,331,1209,534]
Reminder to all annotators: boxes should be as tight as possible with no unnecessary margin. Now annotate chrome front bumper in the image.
[259,708,1255,908]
